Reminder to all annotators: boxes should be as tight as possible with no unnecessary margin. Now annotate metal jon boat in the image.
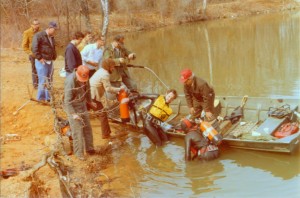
[166,95,300,153]
[108,94,300,153]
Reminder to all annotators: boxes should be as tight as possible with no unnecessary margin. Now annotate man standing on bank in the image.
[81,35,105,77]
[64,65,96,160]
[103,35,137,92]
[180,69,215,121]
[22,18,40,89]
[89,58,126,139]
[64,31,84,76]
[32,21,58,102]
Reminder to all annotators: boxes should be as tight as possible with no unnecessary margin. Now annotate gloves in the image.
[128,53,136,60]
[119,58,125,63]
[120,85,129,93]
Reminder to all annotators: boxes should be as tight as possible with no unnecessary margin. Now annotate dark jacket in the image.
[64,72,92,115]
[32,30,57,61]
[185,130,219,161]
[103,44,132,66]
[65,43,82,72]
[184,76,215,112]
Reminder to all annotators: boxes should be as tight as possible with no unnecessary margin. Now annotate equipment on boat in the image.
[268,104,292,119]
[225,95,248,124]
[180,118,196,131]
[118,90,130,122]
[196,118,222,145]
[273,122,299,138]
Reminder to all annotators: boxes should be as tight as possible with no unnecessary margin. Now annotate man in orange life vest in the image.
[181,118,219,161]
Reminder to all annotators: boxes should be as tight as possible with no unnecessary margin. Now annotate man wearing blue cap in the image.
[32,21,58,102]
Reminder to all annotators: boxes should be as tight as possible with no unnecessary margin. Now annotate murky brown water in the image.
[110,11,300,197]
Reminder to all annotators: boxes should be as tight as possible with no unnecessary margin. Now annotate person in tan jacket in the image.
[22,19,40,89]
[89,58,126,139]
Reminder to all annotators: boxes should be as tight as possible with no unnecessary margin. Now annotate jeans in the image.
[29,55,38,88]
[35,59,54,101]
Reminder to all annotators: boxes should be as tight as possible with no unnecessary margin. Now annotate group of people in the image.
[22,19,220,162]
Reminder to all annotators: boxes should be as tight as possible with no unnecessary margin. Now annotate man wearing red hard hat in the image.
[180,69,215,121]
[64,65,96,160]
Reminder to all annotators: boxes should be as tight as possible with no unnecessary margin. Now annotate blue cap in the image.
[48,21,58,29]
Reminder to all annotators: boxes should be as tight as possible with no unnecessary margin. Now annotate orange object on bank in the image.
[118,89,130,122]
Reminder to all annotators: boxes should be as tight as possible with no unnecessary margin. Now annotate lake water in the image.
[107,11,300,197]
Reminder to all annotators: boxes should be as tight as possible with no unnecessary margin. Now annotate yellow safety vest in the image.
[149,95,173,121]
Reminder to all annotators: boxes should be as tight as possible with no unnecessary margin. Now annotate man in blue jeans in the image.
[32,21,58,102]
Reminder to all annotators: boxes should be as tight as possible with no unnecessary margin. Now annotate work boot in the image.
[87,149,96,155]
[102,134,111,139]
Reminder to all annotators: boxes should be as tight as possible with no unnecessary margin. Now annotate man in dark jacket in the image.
[103,35,137,92]
[64,65,96,161]
[32,21,58,102]
[180,69,215,121]
[181,118,219,161]
[65,31,84,76]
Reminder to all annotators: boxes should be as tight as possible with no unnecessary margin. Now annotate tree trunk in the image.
[100,0,109,38]
[80,0,92,31]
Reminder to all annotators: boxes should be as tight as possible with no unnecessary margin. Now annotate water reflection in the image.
[221,148,300,180]
[185,160,224,196]
[126,12,300,97]
[109,11,300,197]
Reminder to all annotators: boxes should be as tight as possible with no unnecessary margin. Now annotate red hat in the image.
[180,69,193,83]
[76,65,90,82]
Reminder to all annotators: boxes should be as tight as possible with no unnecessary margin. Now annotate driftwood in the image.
[20,152,52,181]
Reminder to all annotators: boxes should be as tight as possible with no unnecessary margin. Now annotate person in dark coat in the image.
[180,69,215,121]
[181,118,219,161]
[103,35,137,92]
[32,21,58,102]
[64,31,84,76]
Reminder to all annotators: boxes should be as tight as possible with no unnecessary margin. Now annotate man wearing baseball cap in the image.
[180,69,215,121]
[64,65,96,160]
[32,21,58,102]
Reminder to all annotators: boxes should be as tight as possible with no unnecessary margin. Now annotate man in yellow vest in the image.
[22,19,40,89]
[142,89,177,146]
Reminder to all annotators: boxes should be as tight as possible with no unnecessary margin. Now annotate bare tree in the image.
[100,0,109,38]
[80,0,92,31]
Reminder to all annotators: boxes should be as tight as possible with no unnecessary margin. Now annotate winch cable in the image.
[127,64,169,90]
[127,64,182,124]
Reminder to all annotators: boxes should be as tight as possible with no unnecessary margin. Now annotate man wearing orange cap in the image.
[180,69,215,121]
[64,65,96,160]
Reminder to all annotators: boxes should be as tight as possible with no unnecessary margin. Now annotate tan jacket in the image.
[89,68,120,103]
[22,27,38,55]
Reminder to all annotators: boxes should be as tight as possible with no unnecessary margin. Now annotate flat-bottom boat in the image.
[108,94,300,153]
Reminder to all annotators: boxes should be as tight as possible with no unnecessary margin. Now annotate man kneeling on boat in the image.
[181,118,220,161]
